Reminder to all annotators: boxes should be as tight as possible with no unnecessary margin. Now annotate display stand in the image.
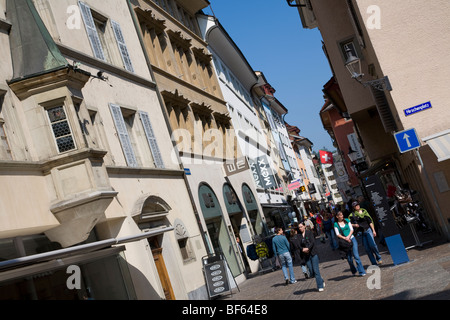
[405,220,433,250]
[202,254,237,299]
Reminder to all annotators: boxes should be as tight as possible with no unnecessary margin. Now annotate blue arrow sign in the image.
[394,128,420,153]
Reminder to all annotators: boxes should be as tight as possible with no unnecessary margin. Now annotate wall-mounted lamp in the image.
[344,48,392,91]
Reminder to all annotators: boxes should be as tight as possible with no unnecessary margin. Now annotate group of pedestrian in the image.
[272,223,325,292]
[271,199,383,292]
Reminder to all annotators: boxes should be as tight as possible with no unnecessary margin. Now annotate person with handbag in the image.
[298,222,325,291]
[334,211,366,276]
[349,201,383,266]
[289,228,311,279]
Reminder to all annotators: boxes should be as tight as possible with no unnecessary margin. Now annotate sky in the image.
[203,0,335,152]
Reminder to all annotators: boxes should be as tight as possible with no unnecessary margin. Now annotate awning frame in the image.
[0,227,174,278]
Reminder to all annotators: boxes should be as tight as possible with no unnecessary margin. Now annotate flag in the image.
[320,150,333,164]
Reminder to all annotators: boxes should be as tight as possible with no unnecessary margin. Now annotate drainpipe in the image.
[126,0,210,252]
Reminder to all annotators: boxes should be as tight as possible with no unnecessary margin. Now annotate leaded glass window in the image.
[47,106,76,153]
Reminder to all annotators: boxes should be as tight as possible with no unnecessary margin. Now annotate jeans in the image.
[361,228,382,265]
[305,254,324,289]
[348,236,366,275]
[301,264,310,277]
[278,252,296,283]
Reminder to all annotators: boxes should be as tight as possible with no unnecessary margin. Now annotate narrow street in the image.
[221,230,450,300]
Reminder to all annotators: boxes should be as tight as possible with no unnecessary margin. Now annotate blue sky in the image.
[204,0,335,152]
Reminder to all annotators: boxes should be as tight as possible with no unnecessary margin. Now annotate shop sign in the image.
[224,157,249,177]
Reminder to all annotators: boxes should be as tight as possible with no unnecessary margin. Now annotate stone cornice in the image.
[0,148,107,174]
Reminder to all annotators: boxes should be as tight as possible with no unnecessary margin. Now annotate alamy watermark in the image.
[66,265,81,290]
[366,5,381,30]
[366,265,381,290]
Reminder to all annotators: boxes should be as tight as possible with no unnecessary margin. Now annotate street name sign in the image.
[394,128,420,153]
[404,101,432,117]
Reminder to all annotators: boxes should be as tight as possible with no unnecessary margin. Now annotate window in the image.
[110,104,164,168]
[78,1,134,72]
[111,20,134,72]
[78,1,106,61]
[109,103,138,167]
[342,41,358,59]
[0,119,12,160]
[47,106,76,153]
[139,111,165,168]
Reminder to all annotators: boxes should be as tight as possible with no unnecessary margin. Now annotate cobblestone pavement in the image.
[220,230,450,300]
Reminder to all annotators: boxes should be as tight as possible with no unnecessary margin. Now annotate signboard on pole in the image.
[364,175,409,265]
[363,175,399,238]
[394,128,421,153]
[248,156,276,190]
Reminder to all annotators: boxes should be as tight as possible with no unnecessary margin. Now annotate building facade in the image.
[197,13,270,243]
[251,72,298,230]
[130,0,268,285]
[291,0,450,240]
[0,0,210,300]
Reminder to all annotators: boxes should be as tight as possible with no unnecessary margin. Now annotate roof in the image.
[7,0,68,83]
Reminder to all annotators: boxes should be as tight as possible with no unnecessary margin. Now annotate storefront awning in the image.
[261,204,291,208]
[423,130,450,162]
[0,227,174,282]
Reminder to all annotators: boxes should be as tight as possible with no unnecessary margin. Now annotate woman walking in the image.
[298,222,325,292]
[322,212,338,250]
[349,201,383,265]
[334,211,366,276]
[289,228,310,279]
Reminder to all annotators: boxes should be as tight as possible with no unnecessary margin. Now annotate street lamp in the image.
[344,48,392,91]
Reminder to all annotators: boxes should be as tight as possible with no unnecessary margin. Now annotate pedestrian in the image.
[298,222,325,292]
[334,211,366,276]
[289,228,310,279]
[322,212,338,250]
[272,227,297,285]
[316,211,324,242]
[349,201,383,265]
[304,215,314,231]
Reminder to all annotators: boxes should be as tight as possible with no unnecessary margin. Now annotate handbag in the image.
[336,221,353,258]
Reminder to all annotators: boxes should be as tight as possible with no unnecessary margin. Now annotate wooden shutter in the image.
[109,103,138,167]
[139,111,165,168]
[78,1,106,61]
[111,20,134,73]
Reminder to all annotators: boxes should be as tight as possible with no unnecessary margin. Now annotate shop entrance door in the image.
[149,237,175,300]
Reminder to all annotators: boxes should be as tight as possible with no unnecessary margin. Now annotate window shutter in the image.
[109,103,138,167]
[78,1,105,61]
[139,111,165,168]
[111,20,134,73]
